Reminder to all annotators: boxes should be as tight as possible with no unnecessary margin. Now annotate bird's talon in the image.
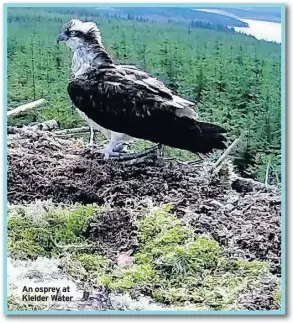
[112,142,130,153]
[103,151,122,159]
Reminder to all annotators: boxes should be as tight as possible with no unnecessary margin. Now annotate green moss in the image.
[8,204,97,259]
[152,272,255,310]
[73,254,111,272]
[221,257,270,275]
[155,238,221,276]
[138,204,189,244]
[274,282,281,308]
[8,295,46,311]
[103,264,160,291]
[100,205,271,310]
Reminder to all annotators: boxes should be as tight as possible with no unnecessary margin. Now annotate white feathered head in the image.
[57,19,102,50]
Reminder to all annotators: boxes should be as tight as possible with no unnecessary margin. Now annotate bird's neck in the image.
[71,41,113,77]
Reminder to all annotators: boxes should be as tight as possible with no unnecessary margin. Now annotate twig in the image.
[232,176,278,192]
[89,125,95,145]
[211,133,244,172]
[111,145,159,162]
[50,236,94,251]
[270,164,280,186]
[7,126,22,134]
[242,189,263,213]
[186,158,203,165]
[8,120,59,134]
[7,99,46,117]
[100,186,115,198]
[265,163,271,189]
[120,154,158,166]
[54,127,91,136]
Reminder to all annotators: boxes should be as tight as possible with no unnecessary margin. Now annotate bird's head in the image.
[57,19,102,50]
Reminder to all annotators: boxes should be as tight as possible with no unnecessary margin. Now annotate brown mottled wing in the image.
[68,68,226,153]
[68,68,197,132]
[118,65,196,111]
[118,65,173,95]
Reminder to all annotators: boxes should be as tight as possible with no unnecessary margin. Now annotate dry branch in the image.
[7,99,47,117]
[211,133,244,172]
[8,120,59,134]
[54,127,91,136]
[265,163,271,189]
[232,175,278,192]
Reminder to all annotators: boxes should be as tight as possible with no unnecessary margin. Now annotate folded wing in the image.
[68,67,226,153]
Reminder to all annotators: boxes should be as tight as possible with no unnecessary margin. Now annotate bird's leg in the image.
[112,141,131,154]
[103,139,130,159]
[87,126,98,150]
[105,132,129,155]
[102,134,164,164]
[89,126,95,146]
[103,140,120,159]
[87,128,129,155]
[157,144,165,159]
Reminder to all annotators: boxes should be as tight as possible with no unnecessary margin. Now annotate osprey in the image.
[58,19,227,158]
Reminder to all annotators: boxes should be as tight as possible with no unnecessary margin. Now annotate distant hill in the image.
[96,7,282,25]
[96,7,249,27]
[206,7,282,23]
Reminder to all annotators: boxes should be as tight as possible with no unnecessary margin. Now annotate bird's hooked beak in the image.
[57,33,69,43]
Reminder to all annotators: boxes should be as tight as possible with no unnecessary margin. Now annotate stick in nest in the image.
[53,127,91,136]
[50,236,95,251]
[265,162,271,189]
[7,99,46,117]
[211,133,245,173]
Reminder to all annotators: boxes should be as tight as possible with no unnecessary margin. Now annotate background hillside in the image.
[95,6,281,24]
[95,7,249,27]
[211,7,281,22]
[7,7,282,182]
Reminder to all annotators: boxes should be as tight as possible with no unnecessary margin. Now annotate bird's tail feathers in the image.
[185,121,227,153]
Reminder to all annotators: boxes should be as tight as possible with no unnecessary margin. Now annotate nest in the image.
[8,129,281,275]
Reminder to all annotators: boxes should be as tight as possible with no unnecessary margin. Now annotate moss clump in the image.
[101,205,271,310]
[102,263,159,291]
[73,254,111,273]
[8,204,97,259]
[274,282,282,308]
[8,295,46,311]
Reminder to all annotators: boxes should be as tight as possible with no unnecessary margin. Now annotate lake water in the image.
[234,19,281,43]
[194,9,281,43]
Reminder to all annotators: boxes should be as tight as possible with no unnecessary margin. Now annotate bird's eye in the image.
[70,30,81,37]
